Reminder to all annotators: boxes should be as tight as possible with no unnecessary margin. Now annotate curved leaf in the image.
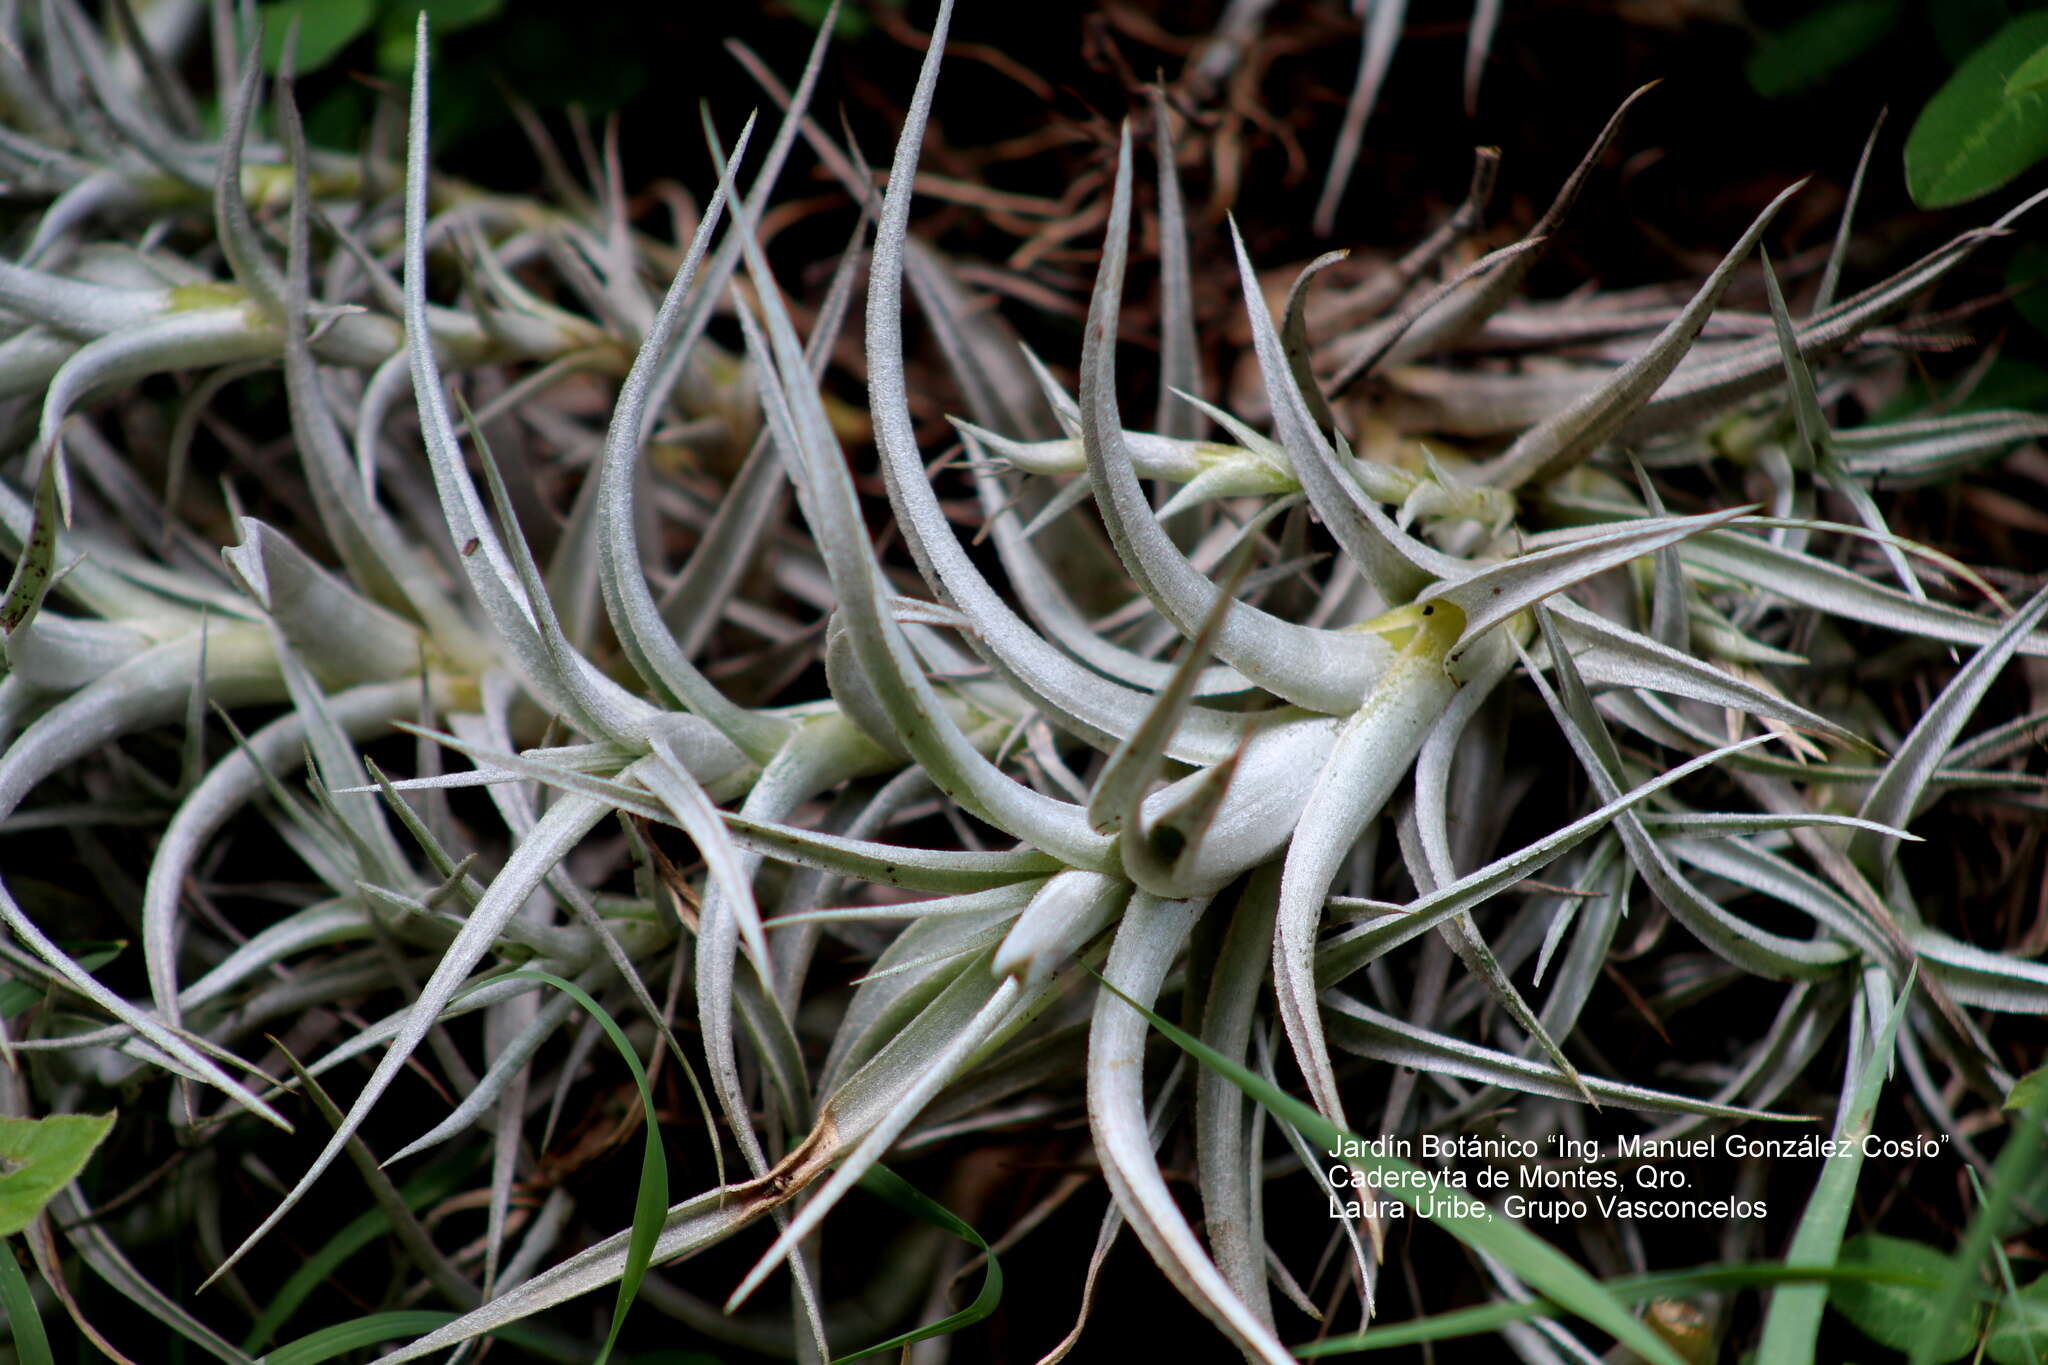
[1906,14,2048,207]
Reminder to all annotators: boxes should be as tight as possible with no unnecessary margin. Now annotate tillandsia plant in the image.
[0,1,2046,1362]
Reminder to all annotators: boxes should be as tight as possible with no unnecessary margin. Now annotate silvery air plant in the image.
[0,1,2045,1362]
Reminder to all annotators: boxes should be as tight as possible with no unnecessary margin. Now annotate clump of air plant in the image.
[0,3,2044,1364]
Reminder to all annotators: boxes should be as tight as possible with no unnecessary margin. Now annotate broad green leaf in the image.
[1871,357,2048,423]
[2008,1066,2048,1112]
[370,1,509,79]
[259,0,376,75]
[1830,1234,1978,1361]
[1987,1276,2048,1365]
[1906,14,2048,207]
[785,0,873,37]
[401,0,505,32]
[0,1113,114,1235]
[1748,0,1903,99]
[2009,42,2048,96]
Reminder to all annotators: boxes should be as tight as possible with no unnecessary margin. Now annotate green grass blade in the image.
[241,1151,476,1351]
[830,1164,1003,1364]
[488,971,665,1365]
[262,1310,573,1365]
[264,1312,460,1365]
[1300,1261,1948,1355]
[269,1046,478,1310]
[0,1237,53,1365]
[1090,973,1688,1365]
[1754,967,1915,1363]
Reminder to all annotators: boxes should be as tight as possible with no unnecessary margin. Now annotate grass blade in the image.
[1093,971,1688,1365]
[829,1165,1004,1363]
[0,1238,52,1365]
[1754,967,1914,1363]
